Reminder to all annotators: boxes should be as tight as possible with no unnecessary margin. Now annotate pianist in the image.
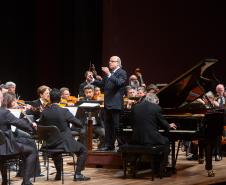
[131,92,176,175]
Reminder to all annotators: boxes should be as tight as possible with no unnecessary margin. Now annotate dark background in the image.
[0,0,226,100]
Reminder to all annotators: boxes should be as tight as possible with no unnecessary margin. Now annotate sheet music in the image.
[64,106,78,116]
[8,109,22,132]
[79,103,100,108]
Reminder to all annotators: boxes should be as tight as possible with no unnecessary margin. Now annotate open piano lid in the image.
[157,59,218,108]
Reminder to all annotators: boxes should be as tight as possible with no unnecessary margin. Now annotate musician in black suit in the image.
[39,88,90,181]
[0,89,38,185]
[131,92,176,170]
[26,85,51,121]
[78,71,95,97]
[92,56,127,151]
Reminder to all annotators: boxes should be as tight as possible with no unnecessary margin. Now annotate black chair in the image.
[0,130,21,185]
[37,125,76,184]
[119,144,167,181]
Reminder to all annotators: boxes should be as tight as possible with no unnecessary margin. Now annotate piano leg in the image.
[170,140,176,173]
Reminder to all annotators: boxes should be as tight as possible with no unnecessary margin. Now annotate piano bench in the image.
[119,144,166,181]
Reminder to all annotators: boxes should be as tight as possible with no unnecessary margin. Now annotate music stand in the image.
[78,101,101,150]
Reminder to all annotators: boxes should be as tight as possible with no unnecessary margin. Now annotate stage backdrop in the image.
[102,0,226,86]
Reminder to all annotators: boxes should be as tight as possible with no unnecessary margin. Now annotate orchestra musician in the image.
[26,85,51,121]
[92,56,127,151]
[39,88,90,181]
[75,84,105,148]
[131,92,176,176]
[59,87,76,106]
[93,86,104,101]
[5,81,16,94]
[79,71,95,97]
[128,75,140,89]
[1,92,42,178]
[0,88,38,185]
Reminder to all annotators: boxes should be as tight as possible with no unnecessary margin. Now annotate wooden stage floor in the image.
[6,151,226,185]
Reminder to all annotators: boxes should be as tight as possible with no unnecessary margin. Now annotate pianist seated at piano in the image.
[73,84,105,148]
[130,92,176,176]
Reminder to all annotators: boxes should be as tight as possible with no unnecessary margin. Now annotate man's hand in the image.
[96,75,102,81]
[101,67,110,76]
[169,123,177,130]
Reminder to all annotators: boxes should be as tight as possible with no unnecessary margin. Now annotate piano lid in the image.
[157,59,218,108]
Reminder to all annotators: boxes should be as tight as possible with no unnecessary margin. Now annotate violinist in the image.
[26,85,51,121]
[0,89,38,185]
[124,86,137,109]
[60,87,76,106]
[5,81,16,94]
[93,86,104,101]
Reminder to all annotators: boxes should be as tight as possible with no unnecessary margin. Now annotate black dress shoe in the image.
[73,174,90,181]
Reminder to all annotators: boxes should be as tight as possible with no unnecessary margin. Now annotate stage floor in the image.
[6,150,226,185]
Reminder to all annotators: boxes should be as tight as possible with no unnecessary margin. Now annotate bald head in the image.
[216,84,225,96]
[109,56,121,70]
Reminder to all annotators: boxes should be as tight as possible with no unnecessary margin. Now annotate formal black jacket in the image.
[131,101,170,145]
[93,68,127,110]
[39,104,83,152]
[25,99,43,121]
[0,108,33,155]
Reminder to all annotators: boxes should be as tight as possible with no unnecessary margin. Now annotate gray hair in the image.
[5,81,16,88]
[144,92,159,104]
[83,84,94,91]
[117,56,122,67]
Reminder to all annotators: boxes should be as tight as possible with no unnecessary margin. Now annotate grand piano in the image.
[121,59,224,177]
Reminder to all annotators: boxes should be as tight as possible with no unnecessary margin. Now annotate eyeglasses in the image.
[109,60,117,63]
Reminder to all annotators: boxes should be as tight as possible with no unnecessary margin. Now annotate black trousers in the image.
[104,108,123,148]
[0,142,38,185]
[52,142,87,175]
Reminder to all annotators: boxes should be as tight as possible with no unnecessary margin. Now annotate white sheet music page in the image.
[79,103,100,108]
[64,106,78,116]
[8,109,22,132]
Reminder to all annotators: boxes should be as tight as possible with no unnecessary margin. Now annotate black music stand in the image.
[78,101,101,150]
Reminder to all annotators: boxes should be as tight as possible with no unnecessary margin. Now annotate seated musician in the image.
[124,86,138,109]
[2,92,42,178]
[93,86,104,101]
[59,87,76,106]
[0,88,38,185]
[74,84,105,148]
[0,84,8,94]
[131,92,176,176]
[146,83,159,94]
[39,88,90,181]
[128,75,140,89]
[26,85,51,121]
[78,71,95,97]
